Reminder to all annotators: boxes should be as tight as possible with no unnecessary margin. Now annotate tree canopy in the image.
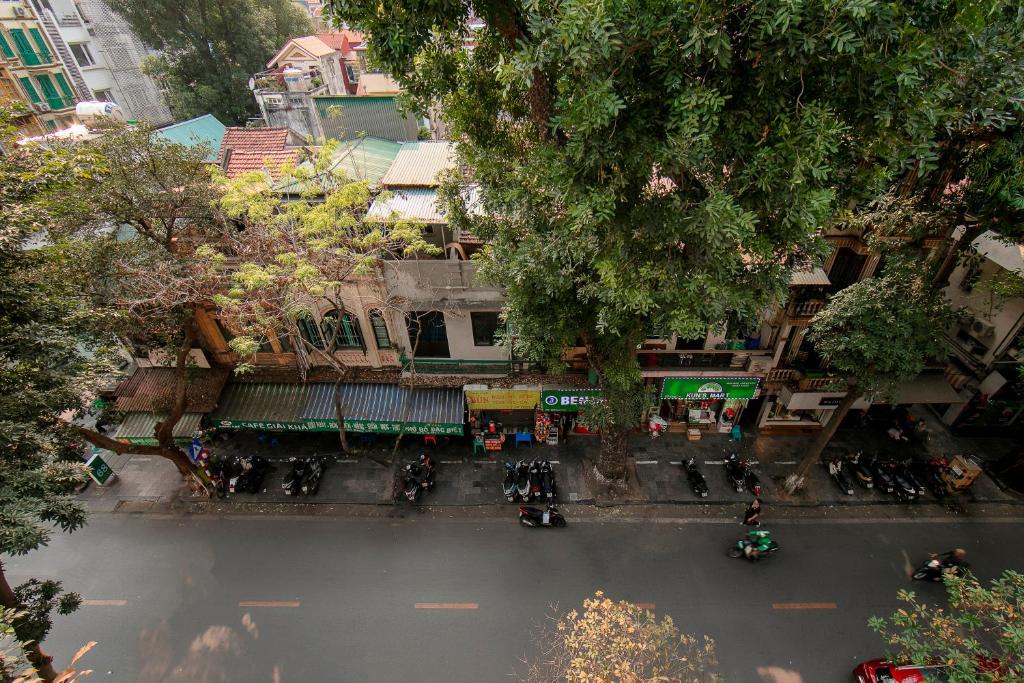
[108,0,312,124]
[327,0,1024,476]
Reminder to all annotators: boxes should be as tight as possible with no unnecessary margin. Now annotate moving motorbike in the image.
[683,457,709,497]
[845,451,874,489]
[829,458,855,496]
[912,550,969,581]
[502,461,517,502]
[728,529,779,561]
[518,504,566,528]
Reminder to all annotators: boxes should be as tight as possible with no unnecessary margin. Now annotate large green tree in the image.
[108,0,312,124]
[327,0,1021,477]
[788,266,952,490]
[0,108,100,682]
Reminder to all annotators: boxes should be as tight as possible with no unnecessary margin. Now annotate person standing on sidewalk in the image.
[742,498,762,526]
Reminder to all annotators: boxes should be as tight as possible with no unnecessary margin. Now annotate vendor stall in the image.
[538,388,603,437]
[660,376,762,432]
[465,385,540,451]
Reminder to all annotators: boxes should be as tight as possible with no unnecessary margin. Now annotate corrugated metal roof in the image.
[367,188,444,223]
[152,114,226,162]
[115,412,202,444]
[789,266,831,286]
[314,96,419,143]
[213,383,464,428]
[276,136,401,193]
[114,368,228,413]
[379,141,456,187]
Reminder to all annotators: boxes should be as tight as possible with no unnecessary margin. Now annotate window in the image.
[28,29,52,63]
[93,89,115,103]
[214,319,235,346]
[471,312,501,346]
[0,34,15,60]
[44,119,56,131]
[297,315,322,349]
[407,311,450,357]
[369,310,391,349]
[18,76,41,103]
[345,64,357,84]
[69,43,95,67]
[35,74,66,109]
[320,311,364,350]
[827,247,868,292]
[9,29,40,66]
[54,72,74,101]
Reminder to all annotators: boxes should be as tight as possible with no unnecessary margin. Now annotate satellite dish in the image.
[248,76,256,91]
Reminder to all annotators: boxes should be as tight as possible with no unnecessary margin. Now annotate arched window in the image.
[297,315,323,349]
[320,310,364,350]
[368,310,391,349]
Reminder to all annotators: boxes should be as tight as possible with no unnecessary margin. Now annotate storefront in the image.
[659,376,762,433]
[538,388,603,439]
[757,386,870,433]
[113,412,203,446]
[464,385,540,449]
[213,382,465,435]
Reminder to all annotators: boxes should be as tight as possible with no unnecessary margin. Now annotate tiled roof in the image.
[314,96,420,142]
[114,367,229,414]
[316,30,362,51]
[789,265,831,286]
[217,127,290,165]
[379,141,456,187]
[224,149,300,180]
[152,114,226,162]
[292,35,336,58]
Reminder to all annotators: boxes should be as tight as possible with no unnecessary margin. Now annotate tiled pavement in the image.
[79,405,1020,511]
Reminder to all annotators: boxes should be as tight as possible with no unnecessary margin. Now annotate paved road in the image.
[5,512,1023,683]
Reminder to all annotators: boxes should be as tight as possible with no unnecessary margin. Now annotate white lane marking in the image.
[549,461,560,464]
[440,460,463,464]
[337,459,358,463]
[636,460,659,465]
[82,599,127,606]
[705,460,724,465]
[777,461,797,465]
[668,461,682,465]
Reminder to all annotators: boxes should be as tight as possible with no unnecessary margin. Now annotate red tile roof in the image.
[217,127,291,164]
[223,149,300,180]
[114,367,229,413]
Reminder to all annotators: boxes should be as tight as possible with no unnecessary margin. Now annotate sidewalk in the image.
[78,405,1021,514]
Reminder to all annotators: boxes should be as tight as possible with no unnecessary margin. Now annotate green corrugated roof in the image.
[152,114,227,162]
[276,136,401,193]
[314,96,419,142]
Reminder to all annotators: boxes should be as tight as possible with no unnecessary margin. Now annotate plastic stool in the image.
[424,434,437,447]
[515,431,532,448]
[730,425,742,442]
[472,437,485,456]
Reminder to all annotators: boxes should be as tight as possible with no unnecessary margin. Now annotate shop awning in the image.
[661,376,763,401]
[212,383,465,435]
[891,374,964,405]
[114,412,202,445]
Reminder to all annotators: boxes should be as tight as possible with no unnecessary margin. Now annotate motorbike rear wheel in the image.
[727,548,744,558]
[552,517,566,528]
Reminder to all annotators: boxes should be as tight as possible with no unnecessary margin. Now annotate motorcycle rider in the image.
[741,529,774,560]
[937,548,968,569]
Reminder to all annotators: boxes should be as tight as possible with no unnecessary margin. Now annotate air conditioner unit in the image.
[13,7,27,17]
[970,318,996,338]
[33,102,51,112]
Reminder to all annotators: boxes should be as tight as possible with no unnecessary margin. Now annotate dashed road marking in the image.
[772,602,837,610]
[777,461,797,465]
[414,602,478,609]
[705,460,724,465]
[668,461,682,465]
[635,460,659,465]
[336,459,358,463]
[239,601,301,608]
[440,460,463,465]
[81,599,127,606]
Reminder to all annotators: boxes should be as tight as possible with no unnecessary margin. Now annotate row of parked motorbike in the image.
[209,455,325,497]
[679,453,762,498]
[502,459,558,503]
[829,452,952,501]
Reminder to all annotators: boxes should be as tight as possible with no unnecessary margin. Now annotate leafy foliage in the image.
[520,591,719,683]
[869,571,1024,682]
[108,0,312,123]
[9,582,81,649]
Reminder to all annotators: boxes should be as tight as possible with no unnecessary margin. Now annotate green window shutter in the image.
[0,34,15,60]
[44,119,57,131]
[35,74,63,109]
[28,29,51,63]
[9,29,39,66]
[18,76,41,103]
[54,72,74,100]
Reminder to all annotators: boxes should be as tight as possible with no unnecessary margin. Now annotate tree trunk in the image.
[931,221,982,290]
[75,427,195,477]
[786,383,864,493]
[154,310,197,456]
[332,377,350,454]
[0,562,59,683]
[597,423,628,479]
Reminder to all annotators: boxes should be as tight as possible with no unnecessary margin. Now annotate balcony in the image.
[400,357,544,375]
[637,348,773,373]
[57,13,82,27]
[43,95,75,111]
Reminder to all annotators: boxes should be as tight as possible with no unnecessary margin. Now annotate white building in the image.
[30,0,171,125]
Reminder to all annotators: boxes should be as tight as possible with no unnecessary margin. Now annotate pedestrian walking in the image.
[742,498,761,526]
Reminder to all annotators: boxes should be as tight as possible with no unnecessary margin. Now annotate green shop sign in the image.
[661,376,762,401]
[86,450,115,486]
[540,389,603,412]
[217,419,463,435]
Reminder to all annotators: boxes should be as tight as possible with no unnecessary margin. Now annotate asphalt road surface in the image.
[6,512,1023,683]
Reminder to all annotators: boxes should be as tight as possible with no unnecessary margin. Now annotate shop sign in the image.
[217,419,463,435]
[85,450,115,486]
[464,389,539,411]
[819,396,844,407]
[540,389,603,412]
[661,376,762,401]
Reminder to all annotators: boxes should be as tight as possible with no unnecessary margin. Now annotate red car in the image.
[853,659,949,682]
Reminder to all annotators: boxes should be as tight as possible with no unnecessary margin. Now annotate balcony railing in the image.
[45,95,75,111]
[637,349,772,371]
[400,357,547,375]
[790,299,827,318]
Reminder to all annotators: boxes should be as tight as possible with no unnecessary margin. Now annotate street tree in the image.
[518,591,719,683]
[107,0,312,124]
[869,570,1024,682]
[328,0,1023,478]
[212,148,439,452]
[0,107,100,682]
[787,267,952,491]
[39,123,229,482]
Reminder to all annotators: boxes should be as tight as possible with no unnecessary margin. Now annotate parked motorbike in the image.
[845,451,874,489]
[724,453,745,493]
[897,462,928,497]
[727,529,779,561]
[886,462,918,502]
[502,461,517,502]
[283,457,309,496]
[515,460,531,501]
[518,504,566,528]
[683,457,709,497]
[829,458,855,496]
[229,455,270,494]
[920,457,950,499]
[540,460,556,501]
[403,463,428,503]
[912,552,969,582]
[528,459,543,501]
[301,456,324,495]
[741,459,762,497]
[418,453,436,492]
[865,453,895,494]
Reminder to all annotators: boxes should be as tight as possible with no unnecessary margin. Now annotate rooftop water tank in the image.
[75,101,126,128]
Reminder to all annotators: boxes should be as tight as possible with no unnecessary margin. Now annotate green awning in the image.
[212,383,464,435]
[661,376,763,401]
[114,412,202,445]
